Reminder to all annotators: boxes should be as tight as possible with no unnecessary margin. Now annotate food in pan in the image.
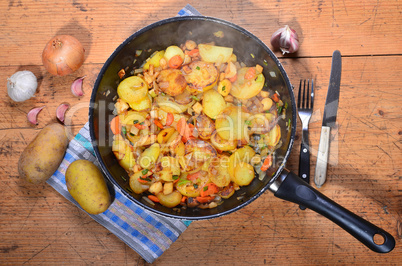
[110,41,287,210]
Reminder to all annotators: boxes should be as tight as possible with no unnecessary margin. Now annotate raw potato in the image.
[198,44,233,63]
[65,160,111,215]
[202,89,226,119]
[117,76,148,103]
[231,67,265,99]
[18,123,68,184]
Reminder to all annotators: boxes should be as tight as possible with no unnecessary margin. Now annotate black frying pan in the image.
[88,16,395,253]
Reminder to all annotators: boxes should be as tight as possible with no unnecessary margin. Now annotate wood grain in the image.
[0,0,401,265]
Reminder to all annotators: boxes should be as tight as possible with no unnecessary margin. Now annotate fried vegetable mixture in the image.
[111,40,286,210]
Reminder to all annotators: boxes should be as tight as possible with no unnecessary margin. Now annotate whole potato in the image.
[65,160,111,215]
[18,123,68,184]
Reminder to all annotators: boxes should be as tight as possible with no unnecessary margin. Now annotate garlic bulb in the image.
[7,70,38,102]
[270,25,299,54]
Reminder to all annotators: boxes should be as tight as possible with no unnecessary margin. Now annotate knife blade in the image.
[314,50,342,188]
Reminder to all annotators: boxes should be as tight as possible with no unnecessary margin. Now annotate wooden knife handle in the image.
[315,126,331,188]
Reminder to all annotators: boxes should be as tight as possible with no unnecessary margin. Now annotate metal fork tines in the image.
[297,79,314,185]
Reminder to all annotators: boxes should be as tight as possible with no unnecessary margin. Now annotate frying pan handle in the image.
[272,169,395,253]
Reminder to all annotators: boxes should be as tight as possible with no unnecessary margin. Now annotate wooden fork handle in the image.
[315,126,331,188]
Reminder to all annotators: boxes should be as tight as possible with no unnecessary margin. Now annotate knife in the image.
[314,50,342,188]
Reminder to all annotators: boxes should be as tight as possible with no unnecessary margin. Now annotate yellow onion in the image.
[42,35,85,76]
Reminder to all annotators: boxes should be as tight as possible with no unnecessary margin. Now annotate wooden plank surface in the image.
[0,0,401,265]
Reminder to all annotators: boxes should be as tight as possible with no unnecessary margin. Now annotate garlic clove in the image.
[270,25,299,55]
[71,76,86,97]
[56,103,70,124]
[27,106,45,125]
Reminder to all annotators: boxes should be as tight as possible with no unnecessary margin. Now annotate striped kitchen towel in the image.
[46,5,201,263]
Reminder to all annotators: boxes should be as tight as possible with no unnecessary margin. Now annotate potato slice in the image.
[230,67,265,99]
[157,69,187,96]
[184,61,218,93]
[164,45,185,62]
[215,105,250,141]
[143,50,165,70]
[129,94,152,111]
[233,162,255,186]
[228,146,256,179]
[117,76,148,103]
[155,95,194,114]
[157,128,176,144]
[195,114,215,140]
[265,124,281,147]
[129,172,149,194]
[210,131,237,151]
[209,155,231,187]
[120,111,147,126]
[119,144,136,171]
[198,44,233,63]
[157,191,182,208]
[138,143,160,169]
[202,89,226,119]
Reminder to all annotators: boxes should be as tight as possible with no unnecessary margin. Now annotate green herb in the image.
[196,66,200,70]
[120,175,127,182]
[129,132,135,136]
[191,95,200,101]
[142,169,149,175]
[265,110,271,113]
[203,186,208,191]
[193,184,199,189]
[139,176,152,182]
[161,92,166,96]
[284,101,288,109]
[177,179,191,187]
[172,175,179,180]
[263,60,268,66]
[222,86,226,91]
[277,103,283,114]
[133,119,139,124]
[245,120,252,126]
[121,126,127,135]
[250,53,255,58]
[127,187,134,193]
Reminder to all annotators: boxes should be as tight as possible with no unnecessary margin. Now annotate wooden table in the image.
[1,0,400,264]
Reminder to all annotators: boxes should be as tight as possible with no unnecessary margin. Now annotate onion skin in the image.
[42,35,85,76]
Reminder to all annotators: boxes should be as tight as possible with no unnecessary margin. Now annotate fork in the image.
[297,79,314,185]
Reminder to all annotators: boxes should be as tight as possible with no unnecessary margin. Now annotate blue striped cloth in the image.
[47,5,201,263]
